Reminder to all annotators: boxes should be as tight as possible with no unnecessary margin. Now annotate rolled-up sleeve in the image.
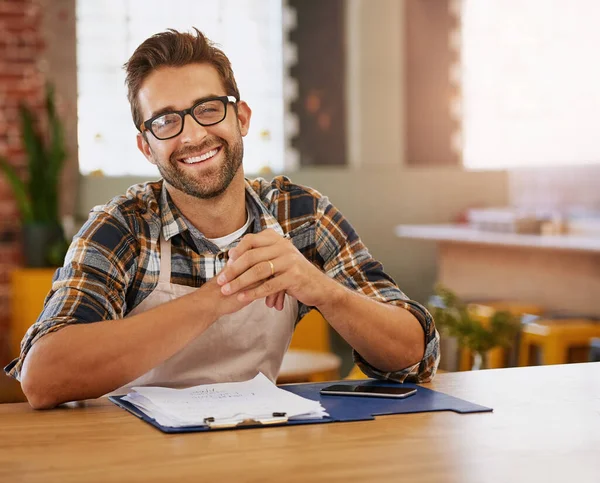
[354,299,440,383]
[315,196,440,382]
[4,211,138,381]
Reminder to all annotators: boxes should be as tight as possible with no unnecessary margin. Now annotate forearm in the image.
[20,290,218,409]
[317,283,425,373]
[219,228,427,372]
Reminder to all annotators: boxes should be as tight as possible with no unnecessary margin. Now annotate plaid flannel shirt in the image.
[5,176,440,383]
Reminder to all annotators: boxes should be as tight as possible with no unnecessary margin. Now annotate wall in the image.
[0,0,45,363]
[345,0,405,168]
[40,0,77,218]
[405,0,459,167]
[0,0,76,364]
[289,0,347,167]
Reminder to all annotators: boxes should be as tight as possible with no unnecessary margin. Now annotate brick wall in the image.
[0,0,46,364]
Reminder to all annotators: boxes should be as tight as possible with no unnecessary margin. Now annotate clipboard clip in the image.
[203,412,288,429]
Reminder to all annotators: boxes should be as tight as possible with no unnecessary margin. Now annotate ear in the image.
[137,132,156,165]
[236,101,252,137]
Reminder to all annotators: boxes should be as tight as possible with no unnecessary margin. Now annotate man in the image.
[5,28,440,409]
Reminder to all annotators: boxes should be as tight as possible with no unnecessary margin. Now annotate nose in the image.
[179,112,208,144]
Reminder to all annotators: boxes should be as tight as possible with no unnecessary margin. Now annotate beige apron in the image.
[110,233,297,395]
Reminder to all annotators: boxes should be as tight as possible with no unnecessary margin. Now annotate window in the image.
[459,0,600,169]
[76,0,284,176]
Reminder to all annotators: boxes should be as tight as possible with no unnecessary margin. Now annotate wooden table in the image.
[1,363,598,482]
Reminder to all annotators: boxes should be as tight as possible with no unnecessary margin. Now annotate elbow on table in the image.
[21,368,61,410]
[25,393,59,410]
[20,350,63,410]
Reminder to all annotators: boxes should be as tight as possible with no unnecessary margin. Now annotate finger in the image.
[218,244,284,286]
[221,258,279,295]
[237,273,290,303]
[265,293,276,308]
[227,229,282,262]
[275,291,286,311]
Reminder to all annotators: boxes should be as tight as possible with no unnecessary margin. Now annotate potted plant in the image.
[0,83,68,267]
[428,284,522,370]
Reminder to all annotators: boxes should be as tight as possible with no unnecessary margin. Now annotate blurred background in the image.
[1,0,600,400]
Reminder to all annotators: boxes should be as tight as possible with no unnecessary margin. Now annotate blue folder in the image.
[109,379,492,434]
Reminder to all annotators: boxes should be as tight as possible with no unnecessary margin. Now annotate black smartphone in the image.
[320,384,417,399]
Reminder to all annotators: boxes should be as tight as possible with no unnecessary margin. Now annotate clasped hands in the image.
[216,229,337,311]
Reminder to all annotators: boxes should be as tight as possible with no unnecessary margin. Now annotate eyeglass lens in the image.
[151,99,227,139]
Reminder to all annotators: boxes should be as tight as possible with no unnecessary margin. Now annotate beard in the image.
[154,134,244,200]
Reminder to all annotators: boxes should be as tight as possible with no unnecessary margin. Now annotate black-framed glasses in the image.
[140,95,238,140]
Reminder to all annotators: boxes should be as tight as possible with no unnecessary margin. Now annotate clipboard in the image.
[202,412,289,429]
[109,395,332,433]
[109,379,492,434]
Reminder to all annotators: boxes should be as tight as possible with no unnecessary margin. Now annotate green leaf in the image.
[489,311,521,348]
[45,83,66,222]
[0,156,33,221]
[429,284,522,354]
[11,82,66,226]
[19,103,49,221]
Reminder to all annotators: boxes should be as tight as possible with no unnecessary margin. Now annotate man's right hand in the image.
[198,275,257,320]
[200,271,287,320]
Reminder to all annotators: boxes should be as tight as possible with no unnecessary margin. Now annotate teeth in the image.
[182,148,218,164]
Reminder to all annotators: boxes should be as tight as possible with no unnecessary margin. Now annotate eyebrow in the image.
[149,94,224,119]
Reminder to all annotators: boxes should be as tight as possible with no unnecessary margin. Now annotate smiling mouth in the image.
[180,146,221,165]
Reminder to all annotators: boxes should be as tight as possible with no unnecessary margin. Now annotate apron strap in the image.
[158,233,172,283]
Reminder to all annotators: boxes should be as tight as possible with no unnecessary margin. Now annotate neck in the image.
[165,170,247,238]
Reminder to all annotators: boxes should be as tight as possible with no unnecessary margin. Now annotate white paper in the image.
[122,372,328,428]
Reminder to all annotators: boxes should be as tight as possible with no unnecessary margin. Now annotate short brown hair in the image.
[124,28,240,130]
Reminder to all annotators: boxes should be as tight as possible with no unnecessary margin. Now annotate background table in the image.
[396,223,600,316]
[1,363,598,482]
[277,349,342,383]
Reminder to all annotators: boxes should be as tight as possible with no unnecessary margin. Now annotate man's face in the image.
[136,63,251,199]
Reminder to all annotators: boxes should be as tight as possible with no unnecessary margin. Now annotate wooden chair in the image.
[519,318,600,366]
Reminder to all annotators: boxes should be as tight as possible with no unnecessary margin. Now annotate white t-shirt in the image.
[207,208,254,250]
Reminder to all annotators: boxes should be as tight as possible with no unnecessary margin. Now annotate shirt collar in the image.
[243,179,284,236]
[159,183,189,241]
[158,179,284,242]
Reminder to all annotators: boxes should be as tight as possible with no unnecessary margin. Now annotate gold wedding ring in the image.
[268,260,275,277]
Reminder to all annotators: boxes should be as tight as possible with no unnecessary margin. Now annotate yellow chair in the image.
[459,301,544,371]
[519,318,600,366]
[345,364,369,380]
[289,309,331,353]
[10,268,55,359]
